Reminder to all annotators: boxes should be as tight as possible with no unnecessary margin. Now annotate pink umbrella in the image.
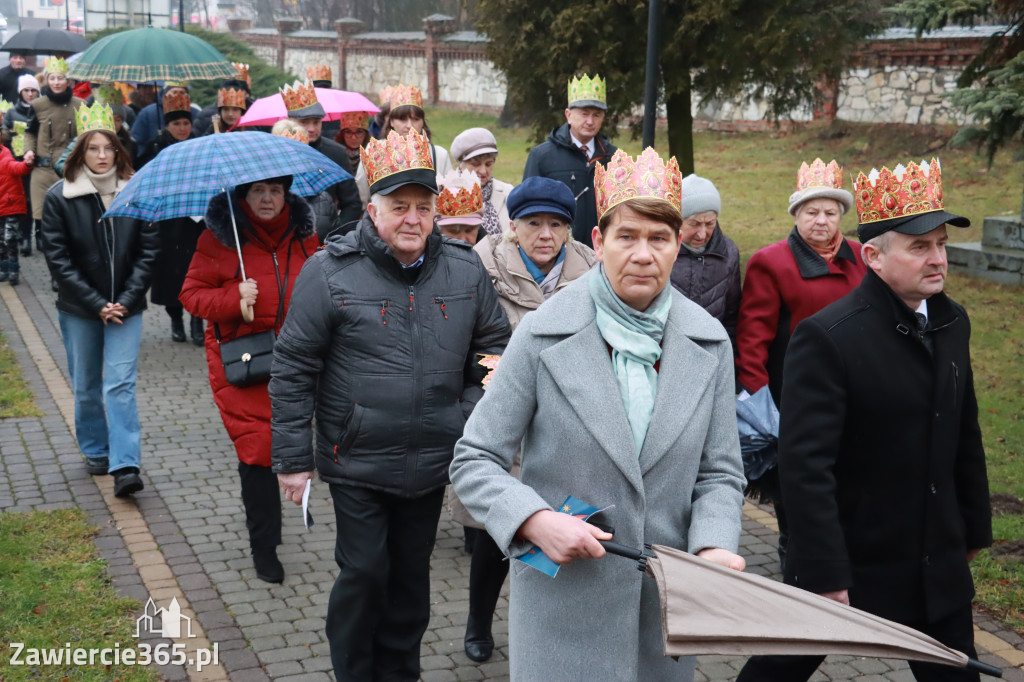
[238,88,379,127]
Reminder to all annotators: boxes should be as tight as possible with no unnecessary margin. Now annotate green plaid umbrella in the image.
[68,27,237,82]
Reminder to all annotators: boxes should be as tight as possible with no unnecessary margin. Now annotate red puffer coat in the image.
[180,190,318,466]
[0,145,32,216]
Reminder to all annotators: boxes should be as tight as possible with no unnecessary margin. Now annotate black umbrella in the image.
[1,29,90,56]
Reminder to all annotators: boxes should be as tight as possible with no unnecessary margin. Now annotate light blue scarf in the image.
[589,265,672,453]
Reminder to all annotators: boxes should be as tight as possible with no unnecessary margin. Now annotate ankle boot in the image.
[190,316,204,346]
[464,531,509,662]
[239,462,284,583]
[0,261,8,282]
[8,262,19,286]
[20,236,31,257]
[169,314,186,342]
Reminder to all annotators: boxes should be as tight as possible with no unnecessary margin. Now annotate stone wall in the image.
[238,23,1001,128]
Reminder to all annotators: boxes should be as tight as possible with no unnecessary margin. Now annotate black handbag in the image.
[215,242,293,388]
[217,328,277,387]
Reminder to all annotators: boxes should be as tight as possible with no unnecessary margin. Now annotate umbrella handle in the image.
[965,658,1002,678]
[241,299,254,323]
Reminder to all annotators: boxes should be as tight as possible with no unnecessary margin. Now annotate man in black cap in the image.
[0,52,32,104]
[269,128,509,681]
[282,80,362,230]
[737,160,992,682]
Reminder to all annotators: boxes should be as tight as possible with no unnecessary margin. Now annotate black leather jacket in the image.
[40,179,159,319]
[270,217,511,497]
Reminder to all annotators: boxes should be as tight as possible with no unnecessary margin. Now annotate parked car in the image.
[68,18,84,34]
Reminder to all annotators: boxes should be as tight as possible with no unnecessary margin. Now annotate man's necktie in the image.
[915,313,933,353]
[579,144,590,161]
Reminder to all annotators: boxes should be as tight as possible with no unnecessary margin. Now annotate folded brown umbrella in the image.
[600,542,1002,677]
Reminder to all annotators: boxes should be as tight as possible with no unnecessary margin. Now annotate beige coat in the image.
[449,235,597,528]
[25,94,83,220]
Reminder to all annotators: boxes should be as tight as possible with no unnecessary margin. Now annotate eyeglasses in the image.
[86,146,117,156]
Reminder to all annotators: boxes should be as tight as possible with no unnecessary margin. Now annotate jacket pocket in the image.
[335,403,364,457]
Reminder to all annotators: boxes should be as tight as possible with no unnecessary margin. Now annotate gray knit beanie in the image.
[680,173,722,219]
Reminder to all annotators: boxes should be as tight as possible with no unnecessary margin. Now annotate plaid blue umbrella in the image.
[104,132,351,222]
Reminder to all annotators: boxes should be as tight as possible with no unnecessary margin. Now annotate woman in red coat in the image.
[735,159,866,570]
[180,176,317,583]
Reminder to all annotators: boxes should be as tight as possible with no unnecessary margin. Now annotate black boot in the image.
[113,467,144,497]
[169,313,186,342]
[0,261,8,282]
[20,236,31,257]
[8,261,19,286]
[190,316,204,346]
[239,462,284,583]
[463,530,509,662]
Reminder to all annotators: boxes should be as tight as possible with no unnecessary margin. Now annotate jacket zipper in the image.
[96,195,116,302]
[406,285,424,494]
[951,361,958,409]
[434,296,448,320]
[380,300,389,325]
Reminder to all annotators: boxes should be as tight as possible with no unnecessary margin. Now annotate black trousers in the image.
[466,527,509,631]
[326,484,445,682]
[736,602,981,682]
[237,462,281,550]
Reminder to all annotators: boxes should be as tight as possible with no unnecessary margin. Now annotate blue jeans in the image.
[58,312,143,473]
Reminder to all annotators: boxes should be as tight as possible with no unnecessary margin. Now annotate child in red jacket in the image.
[0,145,34,285]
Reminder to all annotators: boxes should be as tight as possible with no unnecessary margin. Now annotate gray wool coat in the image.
[450,272,746,681]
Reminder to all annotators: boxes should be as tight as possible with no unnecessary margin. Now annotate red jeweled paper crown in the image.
[274,127,308,144]
[436,170,483,218]
[306,64,332,82]
[378,85,394,106]
[233,62,251,87]
[361,129,434,188]
[217,87,247,109]
[798,158,844,191]
[854,158,945,224]
[162,90,191,115]
[594,148,682,219]
[338,111,369,130]
[280,80,317,113]
[388,84,422,110]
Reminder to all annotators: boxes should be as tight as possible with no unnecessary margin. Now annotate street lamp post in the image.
[180,0,185,31]
[641,0,660,149]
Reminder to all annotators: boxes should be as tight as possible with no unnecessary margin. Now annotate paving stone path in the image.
[1,253,1021,681]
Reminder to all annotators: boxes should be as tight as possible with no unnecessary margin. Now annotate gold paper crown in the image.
[274,127,308,144]
[0,99,11,114]
[306,64,332,82]
[338,111,369,130]
[594,148,682,219]
[280,80,317,113]
[45,57,69,75]
[162,90,191,115]
[388,84,422,110]
[797,158,844,191]
[75,102,115,134]
[217,87,247,109]
[378,85,394,106]
[93,85,123,106]
[568,73,606,106]
[854,158,946,225]
[232,62,251,87]
[361,129,434,188]
[436,170,484,218]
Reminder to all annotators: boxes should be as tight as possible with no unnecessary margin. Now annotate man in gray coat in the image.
[270,129,510,681]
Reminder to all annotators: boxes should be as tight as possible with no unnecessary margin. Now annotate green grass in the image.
[0,333,41,418]
[427,108,1024,631]
[0,508,158,681]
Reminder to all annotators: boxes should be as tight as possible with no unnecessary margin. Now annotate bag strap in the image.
[213,238,295,344]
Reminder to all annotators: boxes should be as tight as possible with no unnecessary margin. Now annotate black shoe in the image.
[8,273,18,286]
[113,468,144,497]
[189,316,204,346]
[464,615,494,662]
[20,239,31,257]
[85,457,109,475]
[253,547,284,584]
[170,316,186,343]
